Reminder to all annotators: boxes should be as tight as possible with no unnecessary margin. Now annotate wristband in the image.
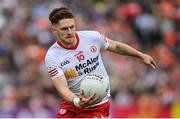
[72,97,81,107]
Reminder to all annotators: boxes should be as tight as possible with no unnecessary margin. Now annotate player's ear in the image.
[52,26,57,34]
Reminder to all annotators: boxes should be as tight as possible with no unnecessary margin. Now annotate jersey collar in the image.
[56,32,79,50]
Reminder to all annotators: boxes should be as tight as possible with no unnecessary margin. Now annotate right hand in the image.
[79,89,102,107]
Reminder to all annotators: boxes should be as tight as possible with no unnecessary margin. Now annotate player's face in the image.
[53,18,76,45]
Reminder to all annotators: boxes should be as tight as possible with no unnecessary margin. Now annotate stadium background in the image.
[0,0,180,117]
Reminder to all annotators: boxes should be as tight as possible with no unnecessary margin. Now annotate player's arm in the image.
[106,38,157,69]
[52,75,101,107]
[52,75,77,103]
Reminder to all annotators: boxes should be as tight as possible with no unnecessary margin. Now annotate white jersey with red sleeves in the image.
[45,31,110,106]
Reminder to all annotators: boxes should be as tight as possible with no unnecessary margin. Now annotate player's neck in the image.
[58,36,77,48]
[67,37,77,48]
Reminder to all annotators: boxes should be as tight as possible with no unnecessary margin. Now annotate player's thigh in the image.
[55,109,75,118]
[91,110,109,118]
[77,110,109,118]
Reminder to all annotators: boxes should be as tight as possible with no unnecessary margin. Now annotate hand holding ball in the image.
[80,74,109,99]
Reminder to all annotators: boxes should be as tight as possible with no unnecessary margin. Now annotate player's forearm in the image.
[52,79,77,104]
[116,42,143,59]
[108,40,144,59]
[56,86,77,103]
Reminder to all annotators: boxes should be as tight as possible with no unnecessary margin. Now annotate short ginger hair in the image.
[49,7,74,25]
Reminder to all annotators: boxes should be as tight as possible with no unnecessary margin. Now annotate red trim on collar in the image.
[56,32,79,50]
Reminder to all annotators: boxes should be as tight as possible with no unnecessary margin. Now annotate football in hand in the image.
[80,73,109,99]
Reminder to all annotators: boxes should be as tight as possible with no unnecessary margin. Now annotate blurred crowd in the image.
[0,0,180,118]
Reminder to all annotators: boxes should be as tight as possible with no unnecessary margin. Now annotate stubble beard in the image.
[61,36,76,48]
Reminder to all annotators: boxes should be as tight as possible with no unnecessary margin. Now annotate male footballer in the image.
[45,7,157,118]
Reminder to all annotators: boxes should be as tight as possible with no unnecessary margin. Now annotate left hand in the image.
[141,54,157,69]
